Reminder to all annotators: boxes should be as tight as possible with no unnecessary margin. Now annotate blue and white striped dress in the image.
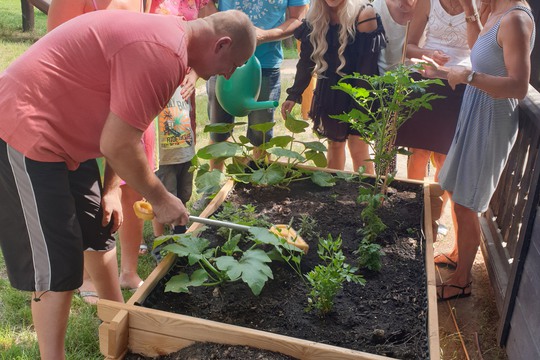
[439,5,536,213]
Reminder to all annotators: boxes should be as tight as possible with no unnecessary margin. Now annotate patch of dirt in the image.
[129,179,429,359]
[126,342,296,359]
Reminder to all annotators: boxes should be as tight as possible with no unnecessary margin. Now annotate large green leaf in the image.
[249,122,275,133]
[215,249,273,295]
[197,142,240,160]
[259,135,294,150]
[310,171,335,187]
[163,235,210,265]
[165,269,208,293]
[285,113,309,133]
[267,147,305,162]
[305,151,327,168]
[249,227,281,246]
[203,122,245,134]
[302,141,327,152]
[195,169,225,195]
[250,166,286,185]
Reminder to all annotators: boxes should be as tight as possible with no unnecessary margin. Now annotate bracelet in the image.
[465,12,479,23]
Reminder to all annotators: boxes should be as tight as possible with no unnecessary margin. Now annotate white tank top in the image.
[423,0,471,67]
[372,0,408,73]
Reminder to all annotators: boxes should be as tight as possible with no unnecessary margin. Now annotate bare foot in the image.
[119,274,144,291]
[434,253,458,268]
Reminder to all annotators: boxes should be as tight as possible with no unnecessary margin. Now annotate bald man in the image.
[0,9,255,360]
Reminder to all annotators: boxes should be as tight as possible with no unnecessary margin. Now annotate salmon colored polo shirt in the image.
[0,10,187,170]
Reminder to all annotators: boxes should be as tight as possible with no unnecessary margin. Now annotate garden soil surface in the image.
[126,179,429,360]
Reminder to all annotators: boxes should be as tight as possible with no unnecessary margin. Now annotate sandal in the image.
[437,281,472,301]
[75,290,99,305]
[139,244,148,256]
[434,253,457,269]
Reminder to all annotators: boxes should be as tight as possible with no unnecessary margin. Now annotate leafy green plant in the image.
[194,115,335,190]
[356,240,383,272]
[305,234,365,316]
[156,227,304,296]
[297,214,319,240]
[332,64,444,196]
[331,65,444,262]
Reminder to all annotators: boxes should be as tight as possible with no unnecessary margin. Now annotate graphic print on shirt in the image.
[235,0,285,22]
[157,87,193,151]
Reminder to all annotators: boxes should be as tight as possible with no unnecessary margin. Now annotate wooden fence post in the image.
[21,0,34,32]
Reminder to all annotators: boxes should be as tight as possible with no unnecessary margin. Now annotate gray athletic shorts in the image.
[155,162,193,204]
[0,139,115,292]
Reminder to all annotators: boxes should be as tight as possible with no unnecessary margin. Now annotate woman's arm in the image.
[47,0,86,31]
[459,0,482,48]
[448,10,534,99]
[406,0,441,62]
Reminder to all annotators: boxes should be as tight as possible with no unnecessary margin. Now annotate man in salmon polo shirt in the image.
[0,9,255,360]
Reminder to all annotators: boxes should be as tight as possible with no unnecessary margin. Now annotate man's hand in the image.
[101,187,123,233]
[151,192,189,226]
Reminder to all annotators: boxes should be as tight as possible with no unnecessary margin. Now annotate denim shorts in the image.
[207,68,281,146]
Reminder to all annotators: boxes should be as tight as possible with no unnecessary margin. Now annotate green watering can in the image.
[215,55,278,117]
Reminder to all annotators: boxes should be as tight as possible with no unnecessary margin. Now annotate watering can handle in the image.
[188,216,251,232]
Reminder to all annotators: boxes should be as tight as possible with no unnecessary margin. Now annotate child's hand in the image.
[180,69,198,100]
[281,100,296,120]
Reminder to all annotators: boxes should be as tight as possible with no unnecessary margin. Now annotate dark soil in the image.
[126,342,296,360]
[128,179,429,360]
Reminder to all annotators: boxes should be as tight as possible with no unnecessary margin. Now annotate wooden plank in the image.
[505,298,540,360]
[98,309,129,359]
[128,328,195,357]
[98,300,397,360]
[424,183,440,360]
[479,217,509,312]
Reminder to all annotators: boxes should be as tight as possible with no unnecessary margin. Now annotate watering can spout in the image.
[215,56,278,117]
[244,99,279,112]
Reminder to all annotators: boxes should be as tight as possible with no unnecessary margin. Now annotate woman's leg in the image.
[438,201,480,298]
[407,148,431,180]
[327,140,346,170]
[118,184,144,290]
[348,135,374,174]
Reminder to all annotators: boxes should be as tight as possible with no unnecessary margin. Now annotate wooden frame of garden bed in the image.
[97,171,440,360]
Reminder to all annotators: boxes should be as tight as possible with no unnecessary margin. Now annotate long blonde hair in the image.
[306,0,369,76]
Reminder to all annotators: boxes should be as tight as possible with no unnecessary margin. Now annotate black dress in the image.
[285,13,386,142]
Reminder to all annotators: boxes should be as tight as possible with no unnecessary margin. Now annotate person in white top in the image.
[372,0,418,74]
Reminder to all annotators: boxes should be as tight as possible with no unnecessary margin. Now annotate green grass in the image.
[0,0,47,70]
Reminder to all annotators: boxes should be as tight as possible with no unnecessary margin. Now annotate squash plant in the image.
[193,115,335,195]
[155,226,305,296]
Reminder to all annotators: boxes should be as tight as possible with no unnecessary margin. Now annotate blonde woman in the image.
[281,0,386,172]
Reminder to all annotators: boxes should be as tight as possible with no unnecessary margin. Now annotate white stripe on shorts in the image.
[7,145,52,291]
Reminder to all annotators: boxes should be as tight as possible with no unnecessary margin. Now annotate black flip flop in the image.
[437,281,472,301]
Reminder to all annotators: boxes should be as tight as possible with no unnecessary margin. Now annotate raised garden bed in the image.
[97,174,440,360]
